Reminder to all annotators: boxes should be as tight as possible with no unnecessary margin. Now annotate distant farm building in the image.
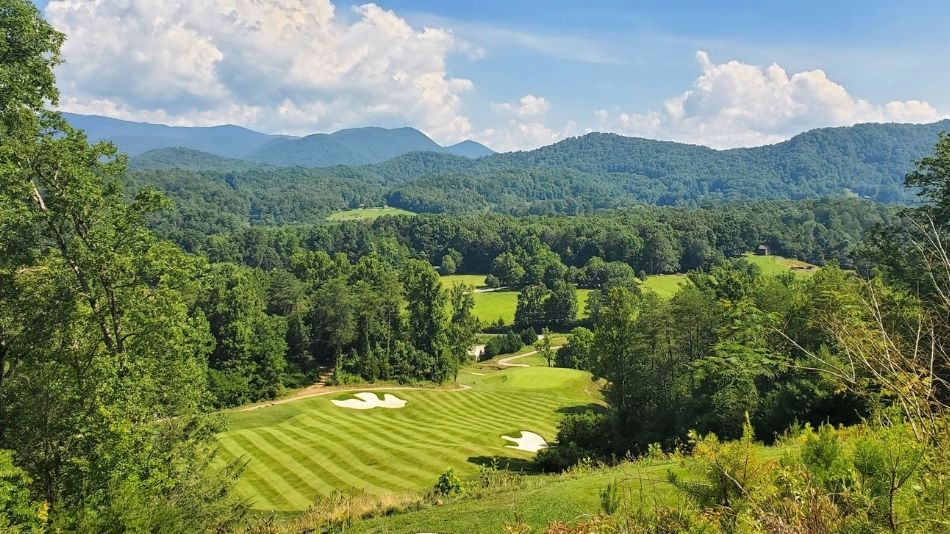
[756,244,771,256]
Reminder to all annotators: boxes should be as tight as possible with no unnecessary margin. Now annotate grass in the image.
[439,275,591,326]
[639,274,689,299]
[439,274,488,289]
[742,252,817,275]
[637,254,818,300]
[351,444,794,532]
[217,366,600,512]
[326,207,415,221]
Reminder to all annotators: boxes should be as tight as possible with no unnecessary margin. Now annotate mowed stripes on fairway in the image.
[217,367,597,511]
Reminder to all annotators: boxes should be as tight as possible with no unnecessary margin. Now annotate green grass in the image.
[639,274,689,298]
[438,275,591,326]
[326,207,415,221]
[217,366,599,512]
[352,444,794,532]
[637,254,817,300]
[742,253,817,275]
[439,274,488,290]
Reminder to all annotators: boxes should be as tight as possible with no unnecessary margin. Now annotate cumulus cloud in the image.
[45,0,475,143]
[479,94,575,151]
[595,51,944,148]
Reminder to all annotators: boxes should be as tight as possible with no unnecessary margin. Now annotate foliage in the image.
[0,4,245,527]
[0,449,45,533]
[433,468,464,497]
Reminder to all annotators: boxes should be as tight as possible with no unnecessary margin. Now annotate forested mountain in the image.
[386,120,950,210]
[65,113,494,164]
[129,147,275,172]
[122,119,949,227]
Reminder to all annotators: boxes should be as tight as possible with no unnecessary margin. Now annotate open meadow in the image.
[326,206,415,221]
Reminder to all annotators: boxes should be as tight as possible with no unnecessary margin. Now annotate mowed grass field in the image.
[217,366,599,512]
[326,206,415,221]
[639,273,689,298]
[440,274,591,325]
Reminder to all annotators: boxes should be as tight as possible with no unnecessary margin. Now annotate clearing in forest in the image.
[325,206,415,221]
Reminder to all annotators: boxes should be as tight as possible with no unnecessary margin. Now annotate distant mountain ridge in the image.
[64,113,495,166]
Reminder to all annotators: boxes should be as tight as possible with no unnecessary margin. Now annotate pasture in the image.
[217,366,599,512]
[742,252,817,275]
[326,206,415,221]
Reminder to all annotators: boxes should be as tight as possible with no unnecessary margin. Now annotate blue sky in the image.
[33,0,950,150]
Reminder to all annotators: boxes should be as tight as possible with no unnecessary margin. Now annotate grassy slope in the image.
[353,445,793,533]
[217,366,600,512]
[742,252,816,275]
[639,274,689,298]
[326,206,415,220]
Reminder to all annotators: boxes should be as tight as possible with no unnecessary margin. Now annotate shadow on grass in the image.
[556,402,608,415]
[467,455,538,473]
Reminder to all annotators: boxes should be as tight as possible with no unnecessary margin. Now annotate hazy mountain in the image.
[65,113,495,166]
[63,113,285,158]
[444,140,495,158]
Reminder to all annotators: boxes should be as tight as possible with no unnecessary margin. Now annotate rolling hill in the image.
[118,119,949,236]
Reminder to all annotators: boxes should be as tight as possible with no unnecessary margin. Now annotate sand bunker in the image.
[331,392,407,410]
[502,431,548,452]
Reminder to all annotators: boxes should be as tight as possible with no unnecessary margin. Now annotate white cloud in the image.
[45,0,474,143]
[490,94,552,118]
[596,51,944,148]
[479,94,574,151]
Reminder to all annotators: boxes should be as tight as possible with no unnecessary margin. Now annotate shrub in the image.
[485,274,501,288]
[535,411,611,472]
[433,468,463,496]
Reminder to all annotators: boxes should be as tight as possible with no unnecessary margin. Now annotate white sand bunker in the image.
[331,392,407,410]
[502,431,548,452]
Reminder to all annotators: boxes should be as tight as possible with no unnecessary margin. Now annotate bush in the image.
[433,468,463,496]
[535,411,611,472]
[485,274,501,288]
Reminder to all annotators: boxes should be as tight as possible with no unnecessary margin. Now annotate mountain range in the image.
[63,113,495,166]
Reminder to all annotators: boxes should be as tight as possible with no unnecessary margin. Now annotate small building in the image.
[756,244,770,256]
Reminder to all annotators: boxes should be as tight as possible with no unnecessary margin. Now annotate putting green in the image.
[217,366,599,512]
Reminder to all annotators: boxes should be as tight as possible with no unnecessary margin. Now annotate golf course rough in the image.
[216,366,598,512]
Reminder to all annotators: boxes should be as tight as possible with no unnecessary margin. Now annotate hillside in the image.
[386,119,950,210]
[129,147,275,172]
[66,113,494,166]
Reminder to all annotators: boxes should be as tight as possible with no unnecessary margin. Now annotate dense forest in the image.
[3,2,950,532]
